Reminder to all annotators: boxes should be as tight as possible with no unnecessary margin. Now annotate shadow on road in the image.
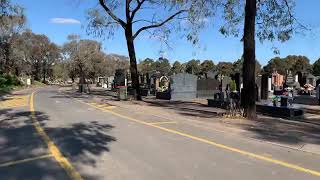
[0,108,116,179]
[240,117,320,146]
[139,100,225,118]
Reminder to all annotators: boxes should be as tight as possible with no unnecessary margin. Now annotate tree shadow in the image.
[139,100,225,119]
[0,108,116,179]
[241,117,320,146]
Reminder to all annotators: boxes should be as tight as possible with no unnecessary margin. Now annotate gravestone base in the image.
[256,105,304,119]
[156,91,171,100]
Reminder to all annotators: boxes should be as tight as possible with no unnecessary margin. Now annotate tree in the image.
[0,0,25,74]
[170,61,184,75]
[263,55,311,75]
[42,42,61,83]
[286,55,311,74]
[216,62,233,76]
[138,58,155,74]
[8,30,61,81]
[154,57,171,75]
[313,58,320,76]
[63,37,105,86]
[263,57,287,75]
[220,0,303,119]
[200,60,215,78]
[185,59,201,75]
[233,58,261,76]
[87,0,212,100]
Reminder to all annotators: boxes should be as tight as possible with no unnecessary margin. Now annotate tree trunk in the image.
[42,61,46,83]
[242,0,257,120]
[125,26,142,100]
[34,62,40,81]
[3,43,11,74]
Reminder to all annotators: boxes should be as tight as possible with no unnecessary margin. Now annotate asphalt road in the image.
[1,87,320,180]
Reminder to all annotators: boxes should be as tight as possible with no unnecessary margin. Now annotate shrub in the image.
[0,74,21,88]
[230,80,237,92]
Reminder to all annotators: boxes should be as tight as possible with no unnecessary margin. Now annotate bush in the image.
[0,76,7,87]
[230,80,237,92]
[0,74,21,86]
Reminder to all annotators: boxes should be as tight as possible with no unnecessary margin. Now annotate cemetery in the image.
[97,67,320,121]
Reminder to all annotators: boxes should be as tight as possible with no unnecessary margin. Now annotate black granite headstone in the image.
[261,74,269,100]
[235,73,241,92]
[114,69,126,87]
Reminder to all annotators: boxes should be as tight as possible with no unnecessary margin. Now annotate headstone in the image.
[207,70,219,79]
[297,72,304,86]
[114,69,126,87]
[286,71,294,87]
[306,74,316,87]
[268,77,272,92]
[222,76,232,97]
[256,76,262,101]
[107,76,114,89]
[197,78,220,98]
[295,75,299,82]
[171,73,197,101]
[235,73,241,92]
[261,74,269,100]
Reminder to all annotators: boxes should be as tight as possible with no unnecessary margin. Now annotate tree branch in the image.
[283,0,309,30]
[133,9,187,39]
[126,0,131,22]
[131,0,146,20]
[98,0,126,28]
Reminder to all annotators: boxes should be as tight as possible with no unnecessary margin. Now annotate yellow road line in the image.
[30,92,83,180]
[81,99,320,177]
[103,106,116,109]
[0,154,53,168]
[96,104,116,109]
[148,121,177,125]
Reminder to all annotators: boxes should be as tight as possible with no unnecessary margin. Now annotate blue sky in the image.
[13,0,320,65]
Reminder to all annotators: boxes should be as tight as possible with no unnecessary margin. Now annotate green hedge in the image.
[0,74,21,93]
[0,74,21,87]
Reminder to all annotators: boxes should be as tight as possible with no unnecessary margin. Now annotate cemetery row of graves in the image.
[96,68,320,119]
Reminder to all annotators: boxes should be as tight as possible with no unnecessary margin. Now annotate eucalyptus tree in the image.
[200,60,215,78]
[185,59,201,75]
[170,61,184,75]
[0,0,25,74]
[218,0,304,119]
[313,59,320,77]
[63,37,103,85]
[87,0,213,100]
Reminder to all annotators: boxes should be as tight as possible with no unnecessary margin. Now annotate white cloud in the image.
[50,18,81,24]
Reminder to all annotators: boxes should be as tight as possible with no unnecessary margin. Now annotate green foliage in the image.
[0,74,20,86]
[185,59,201,75]
[219,0,301,44]
[200,60,215,76]
[0,74,21,93]
[138,58,155,74]
[230,80,237,92]
[233,58,261,76]
[216,62,233,76]
[263,55,312,75]
[153,57,171,75]
[313,58,320,76]
[170,61,184,75]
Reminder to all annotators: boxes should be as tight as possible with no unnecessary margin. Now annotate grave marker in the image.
[171,73,197,101]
